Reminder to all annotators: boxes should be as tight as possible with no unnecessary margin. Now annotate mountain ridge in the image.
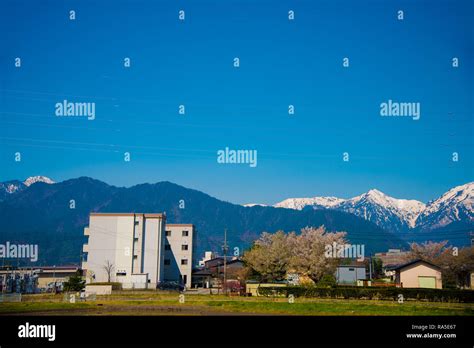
[0,176,405,265]
[269,183,473,235]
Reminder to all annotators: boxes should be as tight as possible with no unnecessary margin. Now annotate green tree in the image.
[316,274,337,288]
[63,270,86,291]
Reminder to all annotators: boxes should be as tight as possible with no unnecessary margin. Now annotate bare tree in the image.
[404,241,449,263]
[102,260,114,283]
[86,270,95,283]
[405,242,474,288]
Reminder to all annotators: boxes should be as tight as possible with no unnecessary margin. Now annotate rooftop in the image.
[90,213,165,218]
[387,259,441,271]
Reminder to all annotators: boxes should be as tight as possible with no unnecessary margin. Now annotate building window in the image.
[182,230,189,237]
[182,275,187,285]
[181,259,188,265]
[165,230,171,237]
[165,244,171,251]
[164,259,171,266]
[349,268,354,271]
[181,244,188,251]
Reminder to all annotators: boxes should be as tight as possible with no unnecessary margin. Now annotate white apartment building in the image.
[163,224,195,288]
[81,213,194,289]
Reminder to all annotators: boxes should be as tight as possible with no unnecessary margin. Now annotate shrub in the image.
[63,271,85,292]
[316,275,337,288]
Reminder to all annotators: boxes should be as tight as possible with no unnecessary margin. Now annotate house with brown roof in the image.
[391,259,442,289]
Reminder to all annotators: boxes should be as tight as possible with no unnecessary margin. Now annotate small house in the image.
[336,263,367,285]
[391,259,442,289]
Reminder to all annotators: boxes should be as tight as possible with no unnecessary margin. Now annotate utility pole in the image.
[222,229,228,295]
[53,265,56,294]
[369,255,373,280]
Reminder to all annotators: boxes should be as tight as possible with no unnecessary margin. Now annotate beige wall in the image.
[399,263,442,289]
[85,285,112,295]
[37,275,72,288]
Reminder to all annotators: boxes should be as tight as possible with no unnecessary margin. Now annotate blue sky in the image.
[1,0,472,204]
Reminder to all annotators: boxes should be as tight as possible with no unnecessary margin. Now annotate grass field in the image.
[1,291,473,316]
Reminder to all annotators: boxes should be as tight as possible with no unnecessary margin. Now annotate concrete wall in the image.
[86,215,124,283]
[83,213,165,288]
[85,285,112,295]
[398,263,442,289]
[142,217,164,287]
[163,224,194,288]
[114,216,135,284]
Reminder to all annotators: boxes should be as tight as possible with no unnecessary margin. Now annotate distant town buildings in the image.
[81,213,194,289]
[192,255,244,290]
[198,251,215,267]
[374,249,409,267]
[0,266,79,293]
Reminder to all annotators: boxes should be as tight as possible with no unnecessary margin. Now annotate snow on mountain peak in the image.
[367,189,384,196]
[274,196,345,210]
[5,183,22,193]
[345,189,426,228]
[271,188,431,230]
[23,176,55,187]
[417,182,473,229]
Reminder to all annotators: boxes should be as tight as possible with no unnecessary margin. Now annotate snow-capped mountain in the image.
[268,183,473,234]
[23,176,55,187]
[243,203,268,207]
[274,197,344,210]
[416,182,473,230]
[336,189,426,232]
[0,176,55,201]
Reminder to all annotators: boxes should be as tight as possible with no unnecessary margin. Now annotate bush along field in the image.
[256,286,474,303]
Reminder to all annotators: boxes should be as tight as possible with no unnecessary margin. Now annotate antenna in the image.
[222,228,228,295]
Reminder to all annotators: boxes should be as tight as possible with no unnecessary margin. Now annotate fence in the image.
[0,293,22,302]
[63,292,96,303]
